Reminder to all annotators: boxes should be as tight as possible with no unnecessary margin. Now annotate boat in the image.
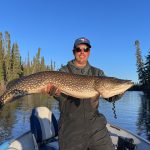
[1,106,150,150]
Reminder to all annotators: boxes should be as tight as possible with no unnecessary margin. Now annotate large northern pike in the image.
[0,71,134,108]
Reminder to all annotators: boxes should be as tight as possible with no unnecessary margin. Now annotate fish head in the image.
[96,77,134,98]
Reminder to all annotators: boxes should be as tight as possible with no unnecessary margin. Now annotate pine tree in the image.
[32,48,41,73]
[40,56,46,71]
[135,40,146,85]
[11,43,22,79]
[4,31,12,82]
[0,32,4,84]
[19,56,24,77]
[26,52,31,75]
[144,51,150,94]
[50,60,56,71]
[36,48,41,72]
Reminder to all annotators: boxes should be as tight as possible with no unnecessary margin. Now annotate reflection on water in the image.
[0,94,58,144]
[0,91,150,144]
[136,94,150,141]
[99,91,150,141]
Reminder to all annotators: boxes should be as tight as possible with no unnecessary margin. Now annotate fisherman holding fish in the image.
[0,37,133,149]
[45,37,123,150]
[0,32,134,150]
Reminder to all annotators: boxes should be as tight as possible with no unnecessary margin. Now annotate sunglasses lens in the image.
[84,48,90,52]
[75,48,81,52]
[75,48,90,52]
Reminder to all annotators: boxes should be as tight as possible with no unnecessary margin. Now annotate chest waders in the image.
[58,64,115,150]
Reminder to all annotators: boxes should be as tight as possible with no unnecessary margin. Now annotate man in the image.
[45,37,121,150]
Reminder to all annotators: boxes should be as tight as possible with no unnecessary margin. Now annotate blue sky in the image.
[0,0,150,82]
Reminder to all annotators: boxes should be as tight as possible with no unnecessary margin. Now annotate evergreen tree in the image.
[32,48,41,73]
[19,56,24,77]
[26,52,31,75]
[32,56,36,73]
[0,32,4,84]
[40,56,46,71]
[144,51,150,93]
[36,48,41,72]
[135,40,146,85]
[50,60,56,71]
[4,31,12,82]
[11,43,22,79]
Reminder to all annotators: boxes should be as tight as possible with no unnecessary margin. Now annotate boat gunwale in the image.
[10,124,150,147]
[108,123,150,145]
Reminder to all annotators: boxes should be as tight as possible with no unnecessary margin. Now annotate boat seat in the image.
[30,106,59,150]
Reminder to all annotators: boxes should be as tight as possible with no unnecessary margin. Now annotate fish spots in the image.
[0,70,133,108]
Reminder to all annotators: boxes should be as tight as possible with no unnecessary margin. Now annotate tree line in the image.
[0,31,56,89]
[135,40,150,96]
[1,31,149,96]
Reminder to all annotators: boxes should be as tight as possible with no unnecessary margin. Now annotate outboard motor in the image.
[30,107,58,150]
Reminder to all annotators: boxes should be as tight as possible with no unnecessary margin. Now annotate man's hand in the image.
[41,83,61,97]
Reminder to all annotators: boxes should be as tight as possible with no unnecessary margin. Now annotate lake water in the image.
[0,91,150,145]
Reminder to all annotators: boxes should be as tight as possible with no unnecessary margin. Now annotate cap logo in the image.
[80,38,87,42]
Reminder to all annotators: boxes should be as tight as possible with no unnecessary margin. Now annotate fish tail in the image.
[0,89,29,109]
[0,90,14,109]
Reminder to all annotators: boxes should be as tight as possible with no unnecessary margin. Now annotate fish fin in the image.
[91,93,100,100]
[90,93,100,108]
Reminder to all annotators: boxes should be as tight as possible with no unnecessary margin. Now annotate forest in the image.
[0,31,56,91]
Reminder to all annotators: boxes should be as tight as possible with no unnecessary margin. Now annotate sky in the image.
[0,0,150,82]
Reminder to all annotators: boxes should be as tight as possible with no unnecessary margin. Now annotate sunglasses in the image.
[74,47,90,53]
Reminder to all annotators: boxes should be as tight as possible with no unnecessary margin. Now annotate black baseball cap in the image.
[73,37,91,49]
